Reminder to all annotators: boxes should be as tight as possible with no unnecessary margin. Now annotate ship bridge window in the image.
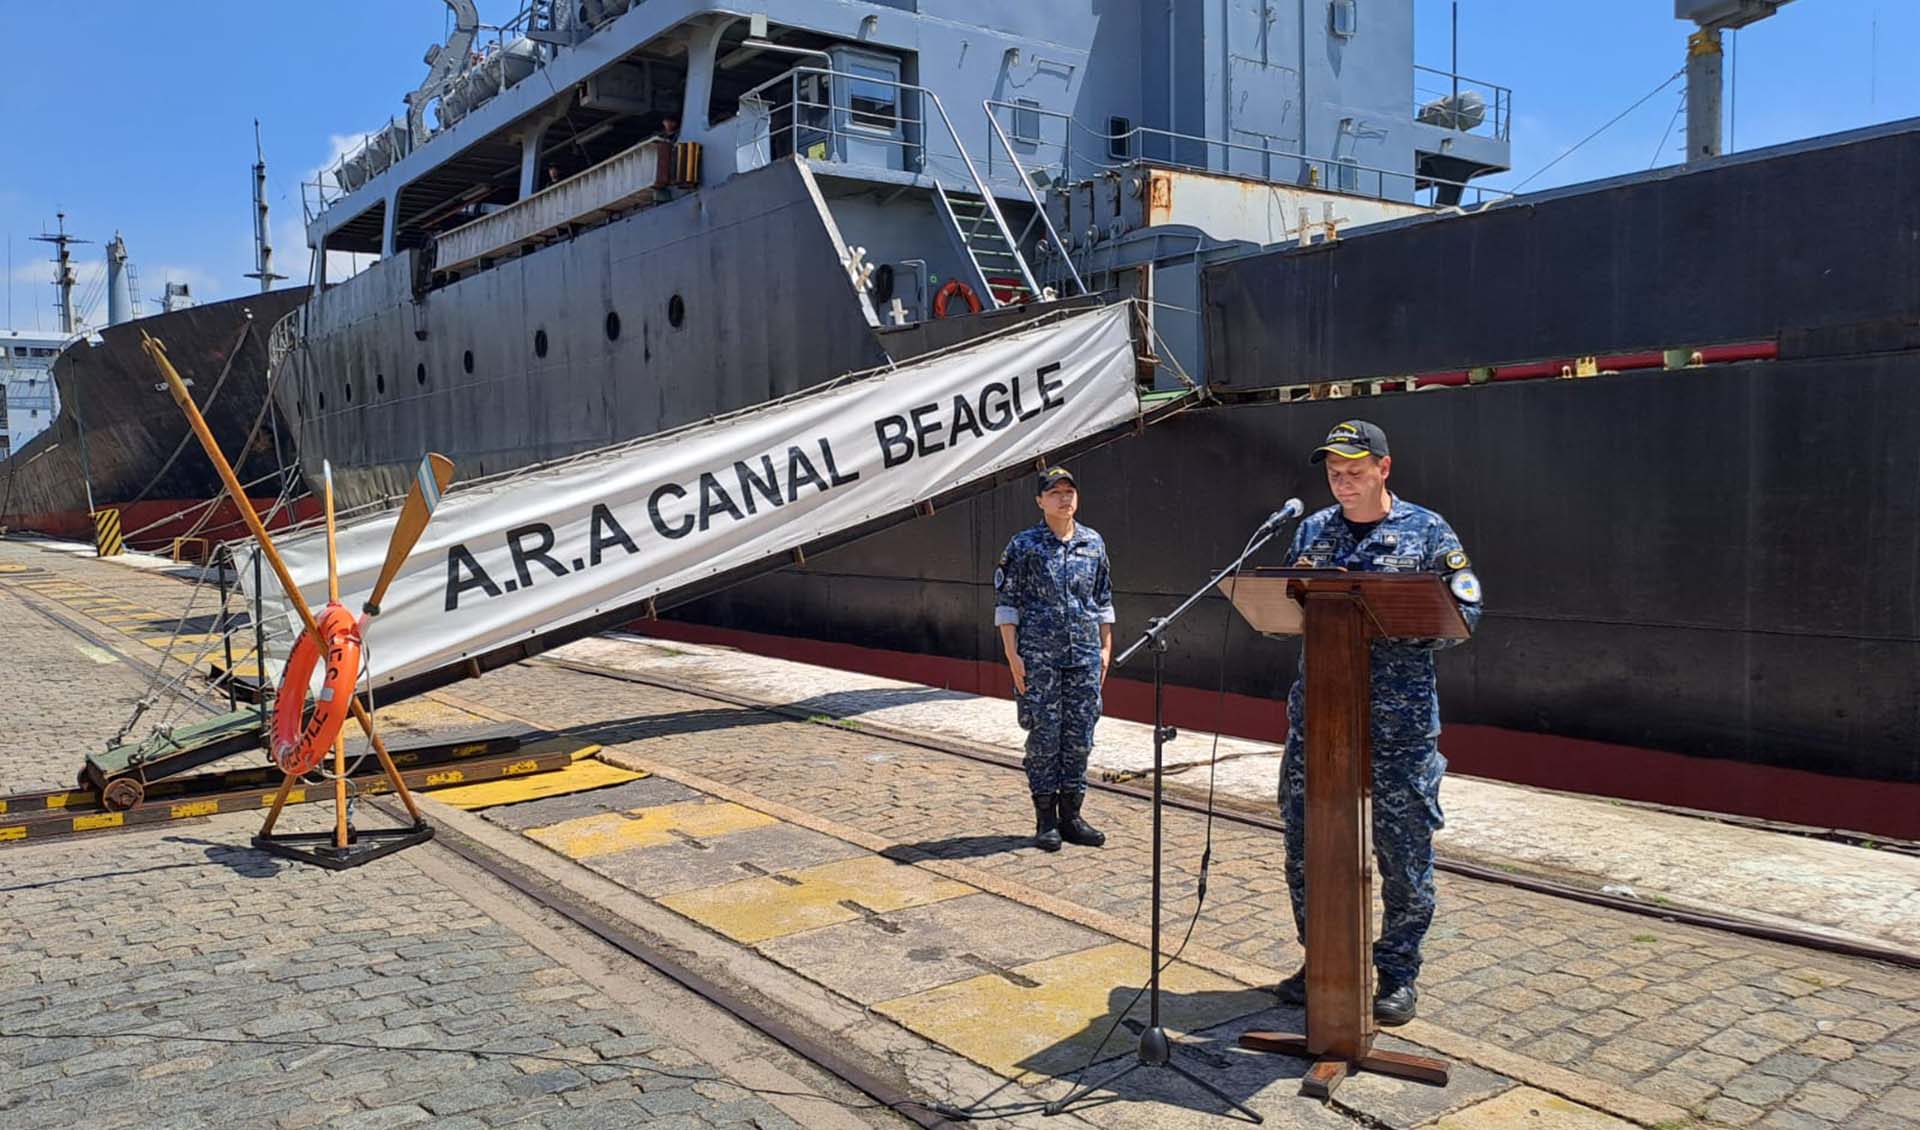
[1012,99,1041,144]
[1108,117,1132,160]
[848,63,898,132]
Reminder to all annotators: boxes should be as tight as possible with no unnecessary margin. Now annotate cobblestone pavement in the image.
[453,659,1920,1130]
[0,543,898,1130]
[0,820,883,1130]
[5,538,1918,1129]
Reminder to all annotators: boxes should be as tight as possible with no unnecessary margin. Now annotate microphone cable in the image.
[1049,520,1272,1096]
[938,511,1291,1120]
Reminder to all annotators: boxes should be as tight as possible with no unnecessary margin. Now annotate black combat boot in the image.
[1374,980,1418,1026]
[1056,791,1106,847]
[1032,793,1063,852]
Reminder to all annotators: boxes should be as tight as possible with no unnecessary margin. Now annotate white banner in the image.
[244,306,1139,689]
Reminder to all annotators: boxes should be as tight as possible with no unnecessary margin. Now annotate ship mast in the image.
[246,121,287,293]
[1676,0,1793,163]
[30,213,89,335]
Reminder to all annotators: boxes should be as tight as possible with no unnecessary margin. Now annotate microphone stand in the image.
[1045,514,1296,1123]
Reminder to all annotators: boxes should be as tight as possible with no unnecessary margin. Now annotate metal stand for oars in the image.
[144,331,453,870]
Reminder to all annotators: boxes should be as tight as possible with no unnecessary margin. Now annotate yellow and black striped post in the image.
[92,509,124,557]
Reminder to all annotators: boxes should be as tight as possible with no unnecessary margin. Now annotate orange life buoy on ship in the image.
[270,601,363,775]
[932,278,982,319]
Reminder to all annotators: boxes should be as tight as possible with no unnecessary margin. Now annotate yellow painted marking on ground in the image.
[72,813,124,832]
[1433,1087,1637,1129]
[0,826,24,842]
[873,941,1273,1080]
[568,743,604,762]
[426,759,644,811]
[660,855,973,945]
[142,633,226,650]
[527,800,777,860]
[73,643,120,665]
[170,800,221,819]
[373,699,456,725]
[0,564,30,573]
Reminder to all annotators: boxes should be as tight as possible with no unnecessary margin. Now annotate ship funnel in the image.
[106,232,133,326]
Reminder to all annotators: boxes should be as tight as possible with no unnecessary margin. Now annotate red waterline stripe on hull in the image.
[634,618,1920,842]
[1414,341,1780,387]
[3,497,320,548]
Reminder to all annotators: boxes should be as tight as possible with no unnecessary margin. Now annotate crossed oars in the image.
[142,332,454,848]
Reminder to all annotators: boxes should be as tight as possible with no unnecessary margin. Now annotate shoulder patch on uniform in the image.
[1449,569,1482,604]
[1443,549,1469,572]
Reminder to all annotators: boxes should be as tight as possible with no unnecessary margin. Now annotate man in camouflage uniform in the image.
[994,466,1115,852]
[1271,420,1482,1025]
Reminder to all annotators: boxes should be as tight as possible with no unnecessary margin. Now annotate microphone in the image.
[1258,497,1304,536]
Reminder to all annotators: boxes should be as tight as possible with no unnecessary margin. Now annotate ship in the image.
[0,199,314,550]
[0,285,310,548]
[27,1,1913,837]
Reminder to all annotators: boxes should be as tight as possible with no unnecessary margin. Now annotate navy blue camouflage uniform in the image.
[1280,496,1481,989]
[994,522,1116,796]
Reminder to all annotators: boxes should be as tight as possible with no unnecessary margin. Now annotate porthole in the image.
[668,294,685,328]
[605,311,621,341]
[376,372,386,395]
[463,349,475,374]
[534,328,549,358]
[416,362,427,386]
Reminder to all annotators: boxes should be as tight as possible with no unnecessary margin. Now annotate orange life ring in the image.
[271,601,363,775]
[932,278,982,319]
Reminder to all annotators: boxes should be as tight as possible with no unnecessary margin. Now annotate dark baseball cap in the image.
[1035,466,1078,493]
[1310,419,1389,463]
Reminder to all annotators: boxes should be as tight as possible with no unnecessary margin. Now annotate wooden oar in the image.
[362,453,454,619]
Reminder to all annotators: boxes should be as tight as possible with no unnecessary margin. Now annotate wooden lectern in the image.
[1222,568,1469,1098]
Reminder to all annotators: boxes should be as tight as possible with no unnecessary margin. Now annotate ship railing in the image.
[982,100,1512,210]
[1413,65,1512,141]
[302,2,559,225]
[737,66,1040,300]
[980,106,1089,298]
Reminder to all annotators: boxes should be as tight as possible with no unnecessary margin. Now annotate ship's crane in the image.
[1676,0,1795,162]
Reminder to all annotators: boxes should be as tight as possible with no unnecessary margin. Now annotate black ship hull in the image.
[653,120,1920,840]
[0,288,312,549]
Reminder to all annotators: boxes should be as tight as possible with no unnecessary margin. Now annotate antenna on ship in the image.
[246,121,287,293]
[31,212,90,335]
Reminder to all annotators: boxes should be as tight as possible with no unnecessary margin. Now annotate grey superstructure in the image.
[288,0,1510,509]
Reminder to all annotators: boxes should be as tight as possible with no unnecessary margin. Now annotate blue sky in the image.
[2,1,1913,327]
